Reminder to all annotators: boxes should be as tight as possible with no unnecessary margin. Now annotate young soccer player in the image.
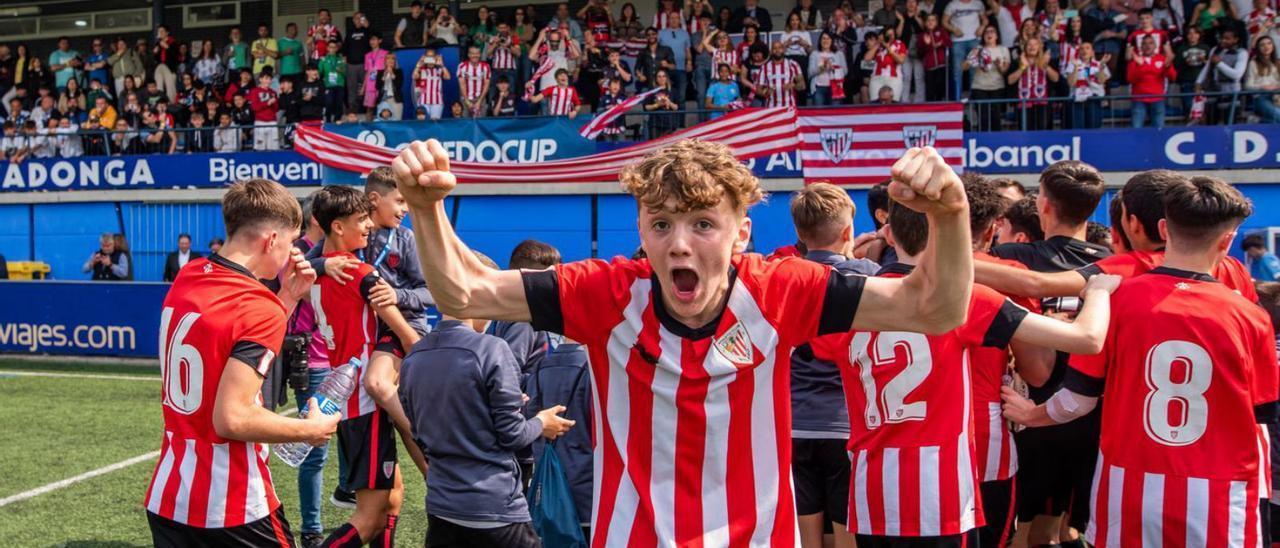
[145,179,338,547]
[809,195,1119,548]
[1003,176,1278,547]
[392,138,978,546]
[990,161,1112,547]
[308,186,421,548]
[786,183,878,548]
[974,170,1260,302]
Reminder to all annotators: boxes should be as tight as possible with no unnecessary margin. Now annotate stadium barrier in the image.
[0,280,167,357]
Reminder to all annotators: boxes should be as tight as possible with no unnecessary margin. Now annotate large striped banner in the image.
[799,103,965,185]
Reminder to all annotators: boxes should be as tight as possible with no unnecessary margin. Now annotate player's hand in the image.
[1082,273,1122,297]
[391,139,457,208]
[1000,386,1038,427]
[369,279,398,308]
[849,230,882,259]
[323,254,360,284]
[537,405,576,440]
[281,248,318,301]
[304,397,341,447]
[888,147,967,216]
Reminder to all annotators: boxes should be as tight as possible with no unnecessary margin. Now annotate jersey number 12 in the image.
[851,331,934,429]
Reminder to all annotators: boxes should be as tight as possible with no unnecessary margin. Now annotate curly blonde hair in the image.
[620,140,764,215]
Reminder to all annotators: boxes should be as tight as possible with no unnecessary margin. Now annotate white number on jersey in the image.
[159,307,204,415]
[1143,340,1212,446]
[851,331,934,429]
[310,285,336,350]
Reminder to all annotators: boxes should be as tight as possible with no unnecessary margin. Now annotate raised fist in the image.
[888,147,967,216]
[391,139,457,208]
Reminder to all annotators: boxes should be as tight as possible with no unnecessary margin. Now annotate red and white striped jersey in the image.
[144,255,286,528]
[754,59,802,108]
[1077,249,1260,303]
[874,40,907,78]
[1128,28,1170,51]
[489,42,518,71]
[311,252,381,419]
[521,254,867,547]
[307,24,341,61]
[711,47,739,70]
[1249,8,1278,38]
[1070,268,1279,547]
[652,10,681,31]
[414,65,445,106]
[540,85,581,116]
[810,268,1029,537]
[457,60,492,101]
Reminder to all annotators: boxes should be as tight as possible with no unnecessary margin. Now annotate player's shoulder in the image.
[974,251,1029,270]
[737,252,832,284]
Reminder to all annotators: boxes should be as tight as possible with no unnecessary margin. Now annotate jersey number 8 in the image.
[1143,340,1212,446]
[851,331,933,429]
[160,307,204,415]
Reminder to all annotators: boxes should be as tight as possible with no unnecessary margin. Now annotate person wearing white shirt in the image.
[163,233,204,282]
[31,119,58,158]
[56,119,83,158]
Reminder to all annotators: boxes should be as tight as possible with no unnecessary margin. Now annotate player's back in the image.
[145,256,286,528]
[1081,249,1259,301]
[311,251,379,418]
[1085,268,1275,479]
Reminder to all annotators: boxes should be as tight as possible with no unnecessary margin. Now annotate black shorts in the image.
[979,479,1016,548]
[148,506,296,548]
[337,409,397,492]
[1014,409,1099,531]
[425,515,540,548]
[854,530,976,548]
[792,438,852,525]
[373,323,407,358]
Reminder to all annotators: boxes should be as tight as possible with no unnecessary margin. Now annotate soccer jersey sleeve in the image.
[1250,315,1279,421]
[1076,252,1140,280]
[231,301,288,377]
[1066,324,1112,397]
[957,284,1030,349]
[761,257,866,341]
[523,258,630,342]
[356,268,381,302]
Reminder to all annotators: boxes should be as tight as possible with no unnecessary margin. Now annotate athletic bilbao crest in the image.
[386,253,401,269]
[383,462,394,478]
[819,128,854,164]
[902,125,938,148]
[714,322,754,367]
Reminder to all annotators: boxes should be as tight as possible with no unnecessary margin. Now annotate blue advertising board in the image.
[0,151,323,192]
[0,281,168,357]
[963,124,1280,174]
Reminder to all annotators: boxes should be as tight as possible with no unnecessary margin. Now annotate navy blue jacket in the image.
[398,320,542,523]
[790,250,878,437]
[524,343,593,525]
[308,225,433,334]
[490,320,551,384]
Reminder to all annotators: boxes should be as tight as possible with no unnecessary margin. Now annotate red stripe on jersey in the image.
[225,440,249,526]
[769,333,797,547]
[458,61,491,100]
[898,446,922,536]
[186,440,214,527]
[1161,473,1188,548]
[623,299,661,546]
[673,337,710,546]
[725,332,758,546]
[158,439,184,519]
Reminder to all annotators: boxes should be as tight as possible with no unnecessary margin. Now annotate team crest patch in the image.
[902,125,938,148]
[383,462,394,478]
[714,322,754,367]
[820,128,854,164]
[387,253,401,269]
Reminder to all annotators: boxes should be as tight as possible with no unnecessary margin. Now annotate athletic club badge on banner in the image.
[799,103,964,185]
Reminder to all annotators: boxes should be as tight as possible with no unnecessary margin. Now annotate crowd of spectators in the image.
[0,0,1277,162]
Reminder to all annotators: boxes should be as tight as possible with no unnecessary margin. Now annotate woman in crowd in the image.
[1190,0,1235,43]
[193,40,224,87]
[1246,36,1280,122]
[703,30,741,75]
[59,77,87,114]
[1060,16,1085,72]
[716,7,734,32]
[1066,41,1111,129]
[376,54,406,120]
[964,25,1010,131]
[901,0,926,102]
[644,69,680,137]
[471,6,499,47]
[736,24,763,63]
[782,13,814,71]
[1008,36,1059,130]
[23,57,51,98]
[791,0,825,30]
[431,7,461,46]
[1174,26,1211,105]
[918,13,951,101]
[1040,0,1067,61]
[808,32,848,105]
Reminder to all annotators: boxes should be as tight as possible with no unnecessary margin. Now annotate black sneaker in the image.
[300,532,325,548]
[330,487,356,509]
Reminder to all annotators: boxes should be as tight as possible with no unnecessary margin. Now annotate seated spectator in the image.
[213,112,240,152]
[56,118,82,158]
[57,78,86,116]
[1007,37,1059,130]
[706,63,743,117]
[808,33,848,105]
[643,69,680,136]
[1066,42,1111,129]
[920,13,952,101]
[184,111,214,152]
[531,68,582,118]
[1198,28,1249,124]
[1129,35,1178,128]
[1246,36,1280,122]
[964,26,1010,131]
[84,232,129,281]
[413,49,450,121]
[6,97,29,125]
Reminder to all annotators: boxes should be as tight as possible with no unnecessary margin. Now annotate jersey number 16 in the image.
[159,307,204,415]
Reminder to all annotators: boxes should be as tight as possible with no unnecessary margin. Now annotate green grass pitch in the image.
[0,358,430,547]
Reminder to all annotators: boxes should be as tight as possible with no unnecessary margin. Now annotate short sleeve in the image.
[1250,315,1279,410]
[523,258,628,342]
[807,333,848,364]
[233,301,287,377]
[956,285,1028,349]
[1066,330,1111,397]
[356,269,380,302]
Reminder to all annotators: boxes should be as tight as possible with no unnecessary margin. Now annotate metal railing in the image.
[963,89,1277,131]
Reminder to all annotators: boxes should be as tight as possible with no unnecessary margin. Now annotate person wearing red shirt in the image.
[390,139,978,546]
[247,73,279,151]
[1004,176,1278,548]
[1127,9,1173,59]
[145,179,337,547]
[919,14,953,101]
[810,195,1117,548]
[1128,34,1178,128]
[869,27,909,102]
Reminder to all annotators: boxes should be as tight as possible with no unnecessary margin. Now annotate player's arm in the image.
[213,358,339,445]
[974,259,1085,298]
[393,234,436,308]
[276,247,317,318]
[1009,340,1055,387]
[392,140,532,322]
[1001,385,1098,428]
[853,147,972,334]
[1007,274,1120,355]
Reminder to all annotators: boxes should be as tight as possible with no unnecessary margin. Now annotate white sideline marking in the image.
[0,370,161,382]
[0,407,298,508]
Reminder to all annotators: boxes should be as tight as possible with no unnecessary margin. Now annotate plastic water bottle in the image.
[273,359,360,467]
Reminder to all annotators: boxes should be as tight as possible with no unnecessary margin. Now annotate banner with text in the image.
[0,151,323,192]
[0,281,168,357]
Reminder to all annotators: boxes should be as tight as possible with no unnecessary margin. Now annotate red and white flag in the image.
[579,87,662,139]
[294,108,799,184]
[799,103,964,185]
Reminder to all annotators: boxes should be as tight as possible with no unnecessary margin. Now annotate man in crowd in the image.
[1244,233,1280,280]
[163,233,203,282]
[84,232,129,281]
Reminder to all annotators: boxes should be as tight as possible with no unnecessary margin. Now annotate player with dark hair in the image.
[809,198,1118,548]
[1086,222,1112,249]
[996,196,1045,244]
[1003,176,1278,548]
[145,179,337,547]
[1107,194,1132,254]
[309,185,421,548]
[392,138,977,546]
[989,160,1112,547]
[991,178,1028,203]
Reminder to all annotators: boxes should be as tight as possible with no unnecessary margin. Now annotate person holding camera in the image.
[413,49,451,120]
[83,232,129,281]
[486,21,522,101]
[430,7,461,46]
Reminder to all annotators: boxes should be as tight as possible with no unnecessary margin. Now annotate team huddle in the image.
[141,137,1277,548]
